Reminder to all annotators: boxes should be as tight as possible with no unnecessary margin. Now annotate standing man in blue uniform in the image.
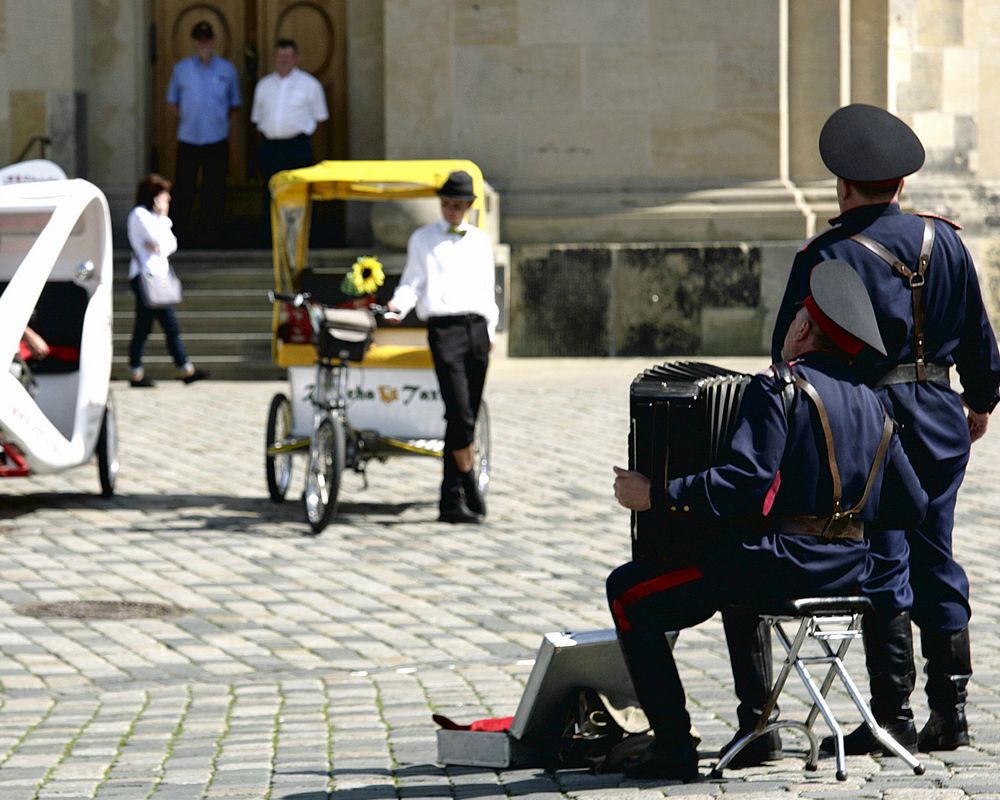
[609,261,927,781]
[386,171,499,524]
[772,104,1000,754]
[166,20,241,247]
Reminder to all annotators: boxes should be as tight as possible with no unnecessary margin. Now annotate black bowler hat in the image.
[437,171,476,201]
[191,20,215,40]
[804,260,887,357]
[819,104,925,183]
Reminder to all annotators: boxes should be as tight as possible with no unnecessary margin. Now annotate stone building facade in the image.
[1,0,998,355]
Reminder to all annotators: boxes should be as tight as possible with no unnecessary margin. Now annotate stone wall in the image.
[509,242,802,357]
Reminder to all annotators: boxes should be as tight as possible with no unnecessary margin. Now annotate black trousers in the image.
[428,314,489,451]
[259,133,313,244]
[173,139,229,246]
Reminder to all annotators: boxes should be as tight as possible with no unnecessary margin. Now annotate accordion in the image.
[629,361,751,562]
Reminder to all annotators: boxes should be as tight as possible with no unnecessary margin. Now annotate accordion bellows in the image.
[629,361,751,563]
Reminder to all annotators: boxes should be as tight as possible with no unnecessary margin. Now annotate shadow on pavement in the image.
[0,492,426,529]
[278,764,621,799]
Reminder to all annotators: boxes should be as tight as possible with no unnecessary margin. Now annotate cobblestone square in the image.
[1,357,998,798]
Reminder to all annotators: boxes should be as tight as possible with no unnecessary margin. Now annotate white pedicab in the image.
[0,177,118,495]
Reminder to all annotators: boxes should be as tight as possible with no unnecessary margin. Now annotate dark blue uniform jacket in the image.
[665,353,928,599]
[772,203,1000,461]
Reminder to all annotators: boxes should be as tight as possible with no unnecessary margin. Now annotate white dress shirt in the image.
[127,206,177,280]
[251,67,329,139]
[391,220,499,340]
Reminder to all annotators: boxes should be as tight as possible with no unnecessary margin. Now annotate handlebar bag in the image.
[318,308,376,362]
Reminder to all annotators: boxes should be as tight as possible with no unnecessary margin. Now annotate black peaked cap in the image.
[810,259,887,356]
[819,104,925,182]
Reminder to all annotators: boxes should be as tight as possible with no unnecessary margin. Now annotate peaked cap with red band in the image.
[804,259,887,357]
[819,104,925,183]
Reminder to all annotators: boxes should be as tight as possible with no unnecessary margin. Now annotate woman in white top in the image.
[127,173,208,387]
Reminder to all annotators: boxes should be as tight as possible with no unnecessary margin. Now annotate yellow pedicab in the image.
[265,160,493,533]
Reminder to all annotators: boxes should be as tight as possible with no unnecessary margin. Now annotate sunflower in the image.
[341,255,385,297]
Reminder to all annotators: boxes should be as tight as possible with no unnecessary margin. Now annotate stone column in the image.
[383,0,453,158]
[786,0,845,183]
[2,0,90,176]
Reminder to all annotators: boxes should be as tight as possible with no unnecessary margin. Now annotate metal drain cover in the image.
[16,600,186,620]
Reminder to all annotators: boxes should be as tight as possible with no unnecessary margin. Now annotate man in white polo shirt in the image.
[251,38,328,238]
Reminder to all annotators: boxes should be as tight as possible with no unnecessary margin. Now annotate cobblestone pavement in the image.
[1,356,998,799]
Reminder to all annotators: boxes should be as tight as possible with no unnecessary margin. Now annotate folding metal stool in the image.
[711,596,925,782]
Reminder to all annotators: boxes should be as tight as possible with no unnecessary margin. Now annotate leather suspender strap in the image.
[793,376,843,516]
[787,374,894,539]
[849,217,936,382]
[844,409,894,518]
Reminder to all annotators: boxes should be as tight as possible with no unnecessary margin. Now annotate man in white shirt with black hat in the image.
[387,170,499,524]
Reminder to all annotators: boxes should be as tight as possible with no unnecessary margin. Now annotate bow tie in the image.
[447,226,466,237]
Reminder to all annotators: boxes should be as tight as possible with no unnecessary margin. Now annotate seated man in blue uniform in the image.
[772,105,1000,754]
[608,260,928,782]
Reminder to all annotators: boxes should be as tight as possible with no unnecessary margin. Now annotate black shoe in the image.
[438,500,482,524]
[820,719,917,755]
[719,729,783,768]
[181,368,210,384]
[623,738,700,782]
[461,471,486,516]
[129,375,155,388]
[918,710,970,751]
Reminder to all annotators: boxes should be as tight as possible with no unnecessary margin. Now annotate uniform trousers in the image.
[427,314,489,451]
[863,448,971,633]
[607,540,866,742]
[173,139,229,246]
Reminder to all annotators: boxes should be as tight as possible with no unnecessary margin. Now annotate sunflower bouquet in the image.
[340,255,385,299]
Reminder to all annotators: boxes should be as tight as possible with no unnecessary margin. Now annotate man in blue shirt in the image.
[610,261,927,780]
[166,20,241,247]
[772,104,1000,755]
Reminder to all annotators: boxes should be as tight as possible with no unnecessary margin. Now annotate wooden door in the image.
[256,0,348,163]
[151,0,348,233]
[151,0,249,184]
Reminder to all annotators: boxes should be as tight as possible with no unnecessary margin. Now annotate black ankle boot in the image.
[918,628,971,751]
[460,469,486,516]
[439,455,481,523]
[826,719,917,756]
[624,736,700,781]
[720,611,783,768]
[821,610,917,755]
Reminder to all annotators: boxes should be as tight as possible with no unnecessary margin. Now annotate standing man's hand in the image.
[613,466,651,511]
[384,302,403,325]
[968,409,989,443]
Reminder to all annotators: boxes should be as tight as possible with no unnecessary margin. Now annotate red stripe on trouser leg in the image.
[611,565,704,632]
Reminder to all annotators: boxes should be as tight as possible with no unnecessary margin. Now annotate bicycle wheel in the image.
[473,400,491,497]
[304,416,345,533]
[97,393,119,498]
[265,393,294,502]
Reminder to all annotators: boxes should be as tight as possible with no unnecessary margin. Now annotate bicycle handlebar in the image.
[268,291,390,318]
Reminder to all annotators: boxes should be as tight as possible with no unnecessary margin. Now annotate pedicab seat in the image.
[2,281,89,373]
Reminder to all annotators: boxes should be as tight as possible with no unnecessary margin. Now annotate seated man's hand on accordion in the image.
[613,466,651,511]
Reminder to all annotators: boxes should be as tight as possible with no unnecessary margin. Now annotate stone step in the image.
[113,331,271,356]
[113,287,273,313]
[113,309,273,334]
[111,355,283,381]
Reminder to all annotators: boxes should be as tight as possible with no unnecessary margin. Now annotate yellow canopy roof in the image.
[269,159,486,214]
